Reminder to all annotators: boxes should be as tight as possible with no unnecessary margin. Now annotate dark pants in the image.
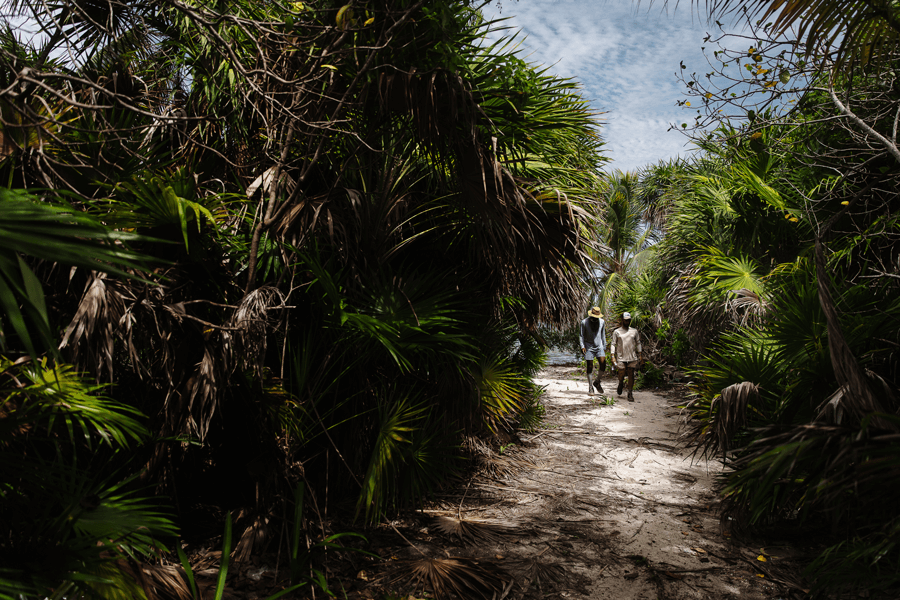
[617,366,635,391]
[586,356,605,376]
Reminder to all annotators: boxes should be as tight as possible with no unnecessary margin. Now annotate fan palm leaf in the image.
[1,356,176,599]
[109,169,222,252]
[706,0,900,67]
[690,247,767,306]
[389,556,513,600]
[433,516,519,546]
[356,393,429,523]
[473,353,531,433]
[0,188,148,356]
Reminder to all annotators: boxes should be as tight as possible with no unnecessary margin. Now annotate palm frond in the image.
[2,356,147,448]
[708,381,759,456]
[473,354,530,433]
[389,556,513,600]
[725,288,769,327]
[231,286,285,376]
[707,0,900,67]
[506,556,566,598]
[432,516,519,546]
[59,273,128,381]
[0,189,148,356]
[357,394,429,523]
[110,170,221,252]
[691,247,766,305]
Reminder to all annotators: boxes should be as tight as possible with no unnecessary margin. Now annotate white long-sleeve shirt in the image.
[611,326,642,363]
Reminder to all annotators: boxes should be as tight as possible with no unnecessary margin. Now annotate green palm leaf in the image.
[357,394,430,522]
[0,188,148,356]
[110,171,220,252]
[473,353,530,432]
[707,0,900,67]
[690,247,766,305]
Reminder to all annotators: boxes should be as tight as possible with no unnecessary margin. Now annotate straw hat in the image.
[588,307,603,318]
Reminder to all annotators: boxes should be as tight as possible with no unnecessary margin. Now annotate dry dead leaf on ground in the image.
[389,556,512,600]
[506,554,566,592]
[432,516,519,545]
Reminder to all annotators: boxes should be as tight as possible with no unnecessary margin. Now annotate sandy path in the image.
[520,366,778,598]
[415,366,785,599]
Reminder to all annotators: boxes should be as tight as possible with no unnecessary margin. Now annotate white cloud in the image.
[482,0,728,172]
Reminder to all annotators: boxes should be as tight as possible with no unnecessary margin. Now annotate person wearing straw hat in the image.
[610,311,643,402]
[579,306,607,396]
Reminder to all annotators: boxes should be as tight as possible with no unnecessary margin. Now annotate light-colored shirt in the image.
[611,326,642,363]
[579,317,606,353]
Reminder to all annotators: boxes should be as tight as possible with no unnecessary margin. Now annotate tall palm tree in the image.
[593,170,657,319]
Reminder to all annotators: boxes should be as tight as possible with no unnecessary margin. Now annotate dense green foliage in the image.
[628,15,900,593]
[0,0,604,597]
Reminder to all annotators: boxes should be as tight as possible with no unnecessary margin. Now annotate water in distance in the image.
[546,349,578,366]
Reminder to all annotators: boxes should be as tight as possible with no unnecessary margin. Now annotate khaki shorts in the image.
[617,360,638,370]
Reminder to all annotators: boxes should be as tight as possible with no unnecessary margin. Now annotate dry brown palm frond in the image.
[182,341,229,441]
[707,381,759,456]
[233,513,271,564]
[389,556,513,600]
[816,386,847,425]
[231,286,285,377]
[816,371,899,427]
[481,452,535,481]
[189,549,222,572]
[432,516,519,546]
[725,288,769,327]
[59,272,129,381]
[505,555,566,598]
[140,564,192,600]
[464,436,536,481]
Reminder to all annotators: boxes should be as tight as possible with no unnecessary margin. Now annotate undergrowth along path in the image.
[362,365,811,600]
[416,365,795,599]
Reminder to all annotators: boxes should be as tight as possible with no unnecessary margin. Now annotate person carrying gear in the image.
[579,307,607,396]
[610,311,643,402]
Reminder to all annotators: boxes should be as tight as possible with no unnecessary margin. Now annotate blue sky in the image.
[481,0,731,173]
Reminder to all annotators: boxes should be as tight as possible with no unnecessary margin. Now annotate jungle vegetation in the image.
[614,3,900,596]
[3,0,900,598]
[0,0,604,597]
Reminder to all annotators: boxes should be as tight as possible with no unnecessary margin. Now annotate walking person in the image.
[579,307,607,396]
[610,312,643,402]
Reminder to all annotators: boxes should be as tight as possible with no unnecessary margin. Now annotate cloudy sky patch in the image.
[482,0,725,173]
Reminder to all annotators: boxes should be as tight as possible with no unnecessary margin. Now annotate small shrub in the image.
[657,319,691,366]
[636,361,665,389]
[669,329,691,366]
